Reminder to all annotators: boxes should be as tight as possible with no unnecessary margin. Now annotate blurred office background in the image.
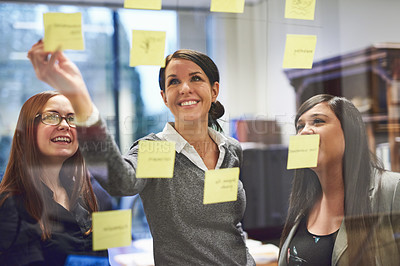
[1,0,400,249]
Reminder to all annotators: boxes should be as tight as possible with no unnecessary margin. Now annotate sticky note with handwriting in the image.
[285,0,316,20]
[43,12,84,52]
[130,30,166,67]
[287,134,319,169]
[210,0,245,13]
[203,167,240,205]
[124,0,162,10]
[282,34,317,69]
[92,209,131,251]
[136,140,176,178]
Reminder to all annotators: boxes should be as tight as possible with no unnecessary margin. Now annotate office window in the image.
[0,3,114,177]
[0,3,177,177]
[116,8,177,152]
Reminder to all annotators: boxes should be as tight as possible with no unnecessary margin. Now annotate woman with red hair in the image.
[0,91,108,265]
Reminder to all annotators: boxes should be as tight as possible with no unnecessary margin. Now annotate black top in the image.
[287,217,338,266]
[0,184,108,266]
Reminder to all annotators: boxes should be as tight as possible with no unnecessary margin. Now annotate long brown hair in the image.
[0,91,98,239]
[159,49,225,131]
[280,94,383,265]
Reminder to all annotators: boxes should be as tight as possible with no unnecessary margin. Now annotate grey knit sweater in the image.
[77,120,255,265]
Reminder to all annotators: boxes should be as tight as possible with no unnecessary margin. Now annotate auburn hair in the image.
[0,91,98,239]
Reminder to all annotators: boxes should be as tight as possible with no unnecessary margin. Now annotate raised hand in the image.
[27,40,93,122]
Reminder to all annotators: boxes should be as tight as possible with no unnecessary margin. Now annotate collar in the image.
[156,122,227,153]
[156,122,228,171]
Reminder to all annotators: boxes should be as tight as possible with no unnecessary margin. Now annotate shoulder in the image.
[220,135,243,165]
[372,170,400,212]
[0,193,21,213]
[0,194,22,250]
[0,194,43,263]
[127,133,160,154]
[132,133,160,146]
[376,170,400,194]
[224,135,240,146]
[224,136,242,153]
[0,193,37,224]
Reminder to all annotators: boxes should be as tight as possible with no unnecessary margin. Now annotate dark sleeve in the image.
[77,119,150,196]
[90,174,115,211]
[0,196,44,265]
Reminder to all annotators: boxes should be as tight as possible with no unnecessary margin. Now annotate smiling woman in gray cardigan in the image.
[28,42,255,266]
[279,94,400,266]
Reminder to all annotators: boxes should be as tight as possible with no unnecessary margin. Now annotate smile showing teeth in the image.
[180,101,198,106]
[51,137,71,143]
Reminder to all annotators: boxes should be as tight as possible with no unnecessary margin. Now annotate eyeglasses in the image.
[36,111,76,128]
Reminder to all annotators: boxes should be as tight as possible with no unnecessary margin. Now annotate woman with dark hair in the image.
[279,94,400,265]
[28,42,255,265]
[0,91,108,265]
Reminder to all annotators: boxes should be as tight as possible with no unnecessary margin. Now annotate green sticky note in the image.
[92,209,132,251]
[124,0,162,10]
[43,12,84,52]
[285,0,316,20]
[203,167,240,205]
[130,30,166,67]
[210,0,245,13]
[136,140,176,178]
[282,34,317,69]
[287,134,320,169]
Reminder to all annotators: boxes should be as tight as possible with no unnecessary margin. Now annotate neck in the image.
[41,164,63,192]
[307,164,345,235]
[174,119,210,145]
[173,120,218,161]
[314,161,344,195]
[313,162,345,215]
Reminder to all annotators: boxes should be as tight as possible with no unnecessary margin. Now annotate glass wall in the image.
[2,1,400,263]
[0,2,177,176]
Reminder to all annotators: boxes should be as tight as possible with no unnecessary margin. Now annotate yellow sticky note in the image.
[287,134,319,169]
[136,140,176,178]
[43,12,84,52]
[210,0,245,13]
[203,167,240,205]
[124,0,162,10]
[282,34,317,69]
[92,209,132,251]
[285,0,316,20]
[130,30,166,67]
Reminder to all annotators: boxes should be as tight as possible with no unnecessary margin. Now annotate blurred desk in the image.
[110,239,279,266]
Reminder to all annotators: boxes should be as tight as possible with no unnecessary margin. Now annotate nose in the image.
[58,118,71,130]
[298,124,315,135]
[179,81,192,94]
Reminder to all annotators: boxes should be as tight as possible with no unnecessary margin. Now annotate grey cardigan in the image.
[77,120,255,265]
[278,170,400,266]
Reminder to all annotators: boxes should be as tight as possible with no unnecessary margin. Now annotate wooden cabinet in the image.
[284,43,400,171]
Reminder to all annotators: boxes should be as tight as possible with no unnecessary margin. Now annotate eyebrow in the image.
[189,71,203,76]
[43,110,74,115]
[166,71,203,79]
[297,113,329,123]
[310,113,329,118]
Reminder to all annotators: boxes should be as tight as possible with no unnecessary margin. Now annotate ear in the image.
[211,81,219,102]
[160,90,168,107]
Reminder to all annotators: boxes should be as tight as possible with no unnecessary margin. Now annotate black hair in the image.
[280,94,384,265]
[159,49,225,131]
